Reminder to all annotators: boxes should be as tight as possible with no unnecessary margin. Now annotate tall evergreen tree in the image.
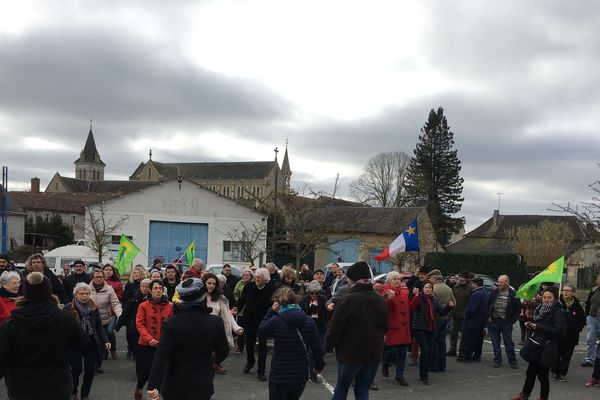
[405,107,464,245]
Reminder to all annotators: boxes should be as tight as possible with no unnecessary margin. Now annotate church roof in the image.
[281,148,291,175]
[142,161,277,181]
[56,175,161,193]
[74,127,105,166]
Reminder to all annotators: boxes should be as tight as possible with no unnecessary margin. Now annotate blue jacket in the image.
[259,308,325,384]
[488,287,521,324]
[464,286,489,330]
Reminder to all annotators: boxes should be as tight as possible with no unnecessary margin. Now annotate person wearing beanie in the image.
[448,270,472,359]
[0,272,85,400]
[146,278,229,400]
[299,280,328,382]
[325,261,388,399]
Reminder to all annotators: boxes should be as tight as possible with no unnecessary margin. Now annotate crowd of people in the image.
[0,252,599,400]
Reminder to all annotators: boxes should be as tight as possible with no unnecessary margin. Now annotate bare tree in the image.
[84,203,128,262]
[350,152,410,207]
[222,221,268,266]
[552,163,600,240]
[506,220,574,268]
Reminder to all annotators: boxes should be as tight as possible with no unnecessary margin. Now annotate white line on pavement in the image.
[319,375,335,395]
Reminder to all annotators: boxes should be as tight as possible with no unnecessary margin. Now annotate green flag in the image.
[115,235,140,276]
[515,256,564,300]
[184,241,195,266]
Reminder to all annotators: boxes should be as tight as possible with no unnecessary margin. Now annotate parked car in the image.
[323,262,375,280]
[373,271,414,285]
[207,264,242,277]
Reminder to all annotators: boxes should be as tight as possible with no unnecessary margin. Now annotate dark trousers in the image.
[414,330,435,381]
[592,351,600,380]
[126,324,137,354]
[463,328,484,361]
[269,382,306,400]
[136,345,157,389]
[245,327,268,373]
[237,315,246,351]
[382,344,409,378]
[71,337,100,397]
[449,316,465,355]
[432,319,448,371]
[519,320,528,343]
[522,363,549,400]
[554,341,577,376]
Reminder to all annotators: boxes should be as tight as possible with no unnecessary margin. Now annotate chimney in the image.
[31,177,40,193]
[493,209,499,226]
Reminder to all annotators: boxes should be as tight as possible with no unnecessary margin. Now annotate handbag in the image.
[520,331,546,363]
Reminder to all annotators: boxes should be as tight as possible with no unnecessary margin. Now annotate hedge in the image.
[424,252,528,288]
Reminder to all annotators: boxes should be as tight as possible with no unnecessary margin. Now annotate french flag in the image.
[374,219,420,261]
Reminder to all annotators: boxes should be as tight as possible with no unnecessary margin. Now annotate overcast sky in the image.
[1,0,599,232]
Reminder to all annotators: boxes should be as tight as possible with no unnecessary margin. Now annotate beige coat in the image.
[217,297,242,347]
[90,282,123,325]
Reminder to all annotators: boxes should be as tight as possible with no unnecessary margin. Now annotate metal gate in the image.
[148,221,208,267]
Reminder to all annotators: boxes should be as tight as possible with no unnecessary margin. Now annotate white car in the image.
[323,262,375,280]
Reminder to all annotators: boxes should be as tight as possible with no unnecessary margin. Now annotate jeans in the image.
[413,330,434,381]
[433,319,448,371]
[332,362,379,400]
[463,328,484,361]
[585,315,600,363]
[269,382,306,400]
[488,318,517,365]
[382,344,409,378]
[106,315,117,351]
[245,328,268,373]
[71,337,100,397]
[522,363,549,400]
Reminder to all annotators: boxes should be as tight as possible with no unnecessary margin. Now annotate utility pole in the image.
[497,192,505,211]
[272,147,279,261]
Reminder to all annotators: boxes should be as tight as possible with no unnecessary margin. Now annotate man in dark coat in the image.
[448,270,472,358]
[459,277,489,363]
[325,262,388,400]
[0,271,84,400]
[222,264,239,289]
[63,260,91,301]
[28,253,69,304]
[553,283,585,381]
[147,278,229,400]
[487,274,521,368]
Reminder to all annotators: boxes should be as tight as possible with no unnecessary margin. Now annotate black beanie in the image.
[346,261,371,282]
[24,272,52,303]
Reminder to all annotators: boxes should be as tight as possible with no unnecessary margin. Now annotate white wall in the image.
[86,180,267,268]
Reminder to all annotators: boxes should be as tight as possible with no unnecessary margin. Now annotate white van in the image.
[43,245,112,276]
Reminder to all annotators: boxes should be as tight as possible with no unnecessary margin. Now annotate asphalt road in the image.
[2,328,600,399]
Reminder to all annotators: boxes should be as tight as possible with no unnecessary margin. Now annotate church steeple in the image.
[281,139,291,193]
[74,121,105,181]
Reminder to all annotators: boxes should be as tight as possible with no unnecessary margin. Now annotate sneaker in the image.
[369,382,379,391]
[559,376,567,382]
[585,378,599,387]
[582,361,594,367]
[395,376,409,386]
[420,378,430,385]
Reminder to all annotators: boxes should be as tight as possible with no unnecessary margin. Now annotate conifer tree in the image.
[405,107,464,244]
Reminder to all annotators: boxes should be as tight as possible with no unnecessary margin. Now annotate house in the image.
[0,185,27,252]
[85,179,268,269]
[311,206,441,273]
[448,210,600,286]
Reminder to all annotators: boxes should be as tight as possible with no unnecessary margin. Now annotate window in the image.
[224,186,230,197]
[71,215,76,225]
[236,186,242,198]
[256,187,260,197]
[223,240,249,262]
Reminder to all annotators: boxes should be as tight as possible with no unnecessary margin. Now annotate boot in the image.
[134,386,142,400]
[381,364,389,377]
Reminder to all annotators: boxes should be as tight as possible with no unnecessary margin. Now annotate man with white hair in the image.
[487,274,521,369]
[234,267,275,381]
[190,258,204,279]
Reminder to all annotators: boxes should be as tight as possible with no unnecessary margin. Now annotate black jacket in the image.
[36,267,69,304]
[559,295,586,346]
[147,305,229,400]
[488,287,521,323]
[115,291,147,333]
[65,301,109,355]
[63,272,91,302]
[299,293,328,334]
[0,301,84,400]
[225,274,239,290]
[236,283,275,330]
[259,308,325,384]
[325,284,388,365]
[123,281,140,304]
[162,277,180,302]
[531,302,567,368]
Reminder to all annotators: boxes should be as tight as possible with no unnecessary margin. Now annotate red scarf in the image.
[423,294,435,331]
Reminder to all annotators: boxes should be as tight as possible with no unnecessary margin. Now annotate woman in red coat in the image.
[135,279,173,400]
[380,271,412,386]
[0,271,21,323]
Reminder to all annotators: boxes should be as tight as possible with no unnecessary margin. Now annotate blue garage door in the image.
[328,239,360,263]
[148,221,208,267]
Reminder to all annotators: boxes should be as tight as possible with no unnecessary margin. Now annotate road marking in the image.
[319,375,335,394]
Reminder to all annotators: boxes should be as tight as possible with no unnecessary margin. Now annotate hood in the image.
[278,308,308,328]
[11,301,61,328]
